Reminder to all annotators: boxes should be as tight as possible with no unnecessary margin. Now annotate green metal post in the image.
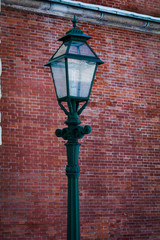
[55,101,91,240]
[66,141,80,240]
[65,108,81,240]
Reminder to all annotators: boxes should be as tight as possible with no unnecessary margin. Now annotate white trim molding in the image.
[2,0,160,34]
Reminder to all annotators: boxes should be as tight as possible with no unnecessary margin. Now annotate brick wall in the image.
[1,6,160,240]
[74,0,160,17]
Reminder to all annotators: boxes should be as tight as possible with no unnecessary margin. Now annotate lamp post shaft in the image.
[55,104,91,240]
[66,142,80,240]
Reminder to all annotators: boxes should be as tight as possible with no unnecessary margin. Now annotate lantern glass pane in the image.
[51,59,67,99]
[68,41,96,57]
[68,59,96,98]
[53,42,69,59]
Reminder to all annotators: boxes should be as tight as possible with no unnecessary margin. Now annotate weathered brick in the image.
[0,4,160,240]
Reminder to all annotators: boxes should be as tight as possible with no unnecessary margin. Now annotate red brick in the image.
[0,5,160,240]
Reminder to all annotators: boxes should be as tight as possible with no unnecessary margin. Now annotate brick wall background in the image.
[1,5,160,240]
[74,0,160,17]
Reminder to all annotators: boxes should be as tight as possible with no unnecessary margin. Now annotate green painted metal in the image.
[45,53,103,66]
[44,16,103,66]
[45,16,103,240]
[72,15,77,28]
[55,100,91,240]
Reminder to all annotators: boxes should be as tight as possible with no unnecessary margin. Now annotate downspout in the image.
[1,0,160,34]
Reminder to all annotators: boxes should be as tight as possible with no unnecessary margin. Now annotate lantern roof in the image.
[45,16,103,66]
[45,16,104,66]
[58,16,92,42]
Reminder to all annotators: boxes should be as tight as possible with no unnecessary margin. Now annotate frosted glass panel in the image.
[69,41,95,57]
[68,59,96,98]
[53,42,69,59]
[51,59,67,98]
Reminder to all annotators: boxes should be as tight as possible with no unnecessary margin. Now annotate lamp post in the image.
[45,16,103,240]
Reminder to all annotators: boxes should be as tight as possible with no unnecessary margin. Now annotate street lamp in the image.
[45,16,103,240]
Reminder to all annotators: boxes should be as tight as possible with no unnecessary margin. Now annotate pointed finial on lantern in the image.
[57,14,92,42]
[72,15,77,28]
